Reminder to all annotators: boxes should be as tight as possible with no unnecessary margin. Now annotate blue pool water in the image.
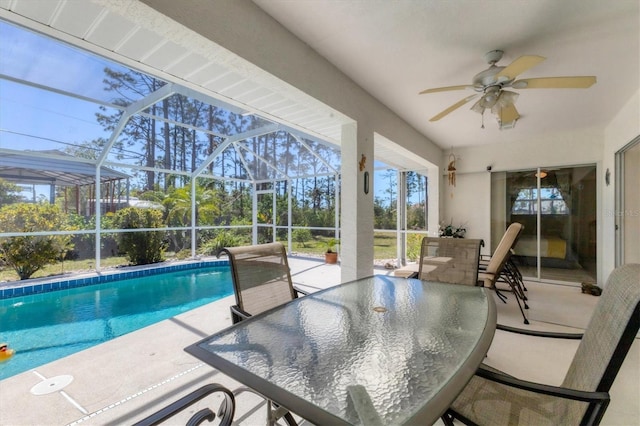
[0,265,233,380]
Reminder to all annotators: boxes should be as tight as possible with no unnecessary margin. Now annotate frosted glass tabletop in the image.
[185,275,496,425]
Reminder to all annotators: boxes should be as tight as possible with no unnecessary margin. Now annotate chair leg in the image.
[441,411,456,426]
[511,283,529,324]
[494,288,508,303]
[234,387,298,426]
[504,272,530,311]
[504,263,527,302]
[495,275,529,324]
[507,259,527,292]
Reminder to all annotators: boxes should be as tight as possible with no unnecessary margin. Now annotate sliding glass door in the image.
[616,138,640,265]
[491,165,597,283]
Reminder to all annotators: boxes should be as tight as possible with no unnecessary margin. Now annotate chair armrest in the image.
[132,383,235,426]
[475,365,609,404]
[230,305,251,321]
[497,323,583,339]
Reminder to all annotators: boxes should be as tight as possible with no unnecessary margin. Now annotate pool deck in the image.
[0,256,638,425]
[0,256,387,425]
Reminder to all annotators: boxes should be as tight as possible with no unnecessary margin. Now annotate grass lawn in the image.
[289,232,400,259]
[0,257,129,283]
[1,233,424,283]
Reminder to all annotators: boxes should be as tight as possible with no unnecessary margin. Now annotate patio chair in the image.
[219,242,307,425]
[219,242,308,324]
[480,254,528,304]
[442,263,640,426]
[478,222,528,323]
[418,237,482,286]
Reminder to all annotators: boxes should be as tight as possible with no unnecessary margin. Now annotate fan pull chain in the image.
[481,110,485,129]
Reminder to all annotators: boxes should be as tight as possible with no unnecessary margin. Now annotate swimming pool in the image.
[0,263,233,380]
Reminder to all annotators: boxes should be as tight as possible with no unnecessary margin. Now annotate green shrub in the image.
[0,203,74,280]
[200,230,240,257]
[174,249,192,260]
[406,233,424,262]
[292,228,312,247]
[114,207,167,265]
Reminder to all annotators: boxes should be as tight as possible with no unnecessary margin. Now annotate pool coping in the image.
[0,258,229,300]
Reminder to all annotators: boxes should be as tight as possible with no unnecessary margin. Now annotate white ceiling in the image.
[253,0,640,149]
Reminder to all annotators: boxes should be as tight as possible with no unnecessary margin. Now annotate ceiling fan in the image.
[419,50,596,129]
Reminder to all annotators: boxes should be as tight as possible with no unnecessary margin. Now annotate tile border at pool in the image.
[0,259,229,300]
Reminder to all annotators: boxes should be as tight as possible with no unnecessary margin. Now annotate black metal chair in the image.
[442,263,640,426]
[132,383,235,426]
[478,222,528,323]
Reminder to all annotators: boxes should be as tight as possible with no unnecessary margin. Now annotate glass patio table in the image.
[185,275,497,425]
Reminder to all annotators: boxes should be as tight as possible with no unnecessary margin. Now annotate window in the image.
[512,187,568,215]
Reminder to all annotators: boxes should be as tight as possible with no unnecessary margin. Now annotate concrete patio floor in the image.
[0,257,637,425]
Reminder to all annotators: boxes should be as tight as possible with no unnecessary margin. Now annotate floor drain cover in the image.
[30,375,74,395]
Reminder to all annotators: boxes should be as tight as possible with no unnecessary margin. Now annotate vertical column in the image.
[427,167,440,237]
[252,183,258,244]
[397,171,407,266]
[340,121,374,282]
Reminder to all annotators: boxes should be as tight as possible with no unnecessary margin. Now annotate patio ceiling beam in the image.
[137,111,227,139]
[192,123,280,177]
[102,162,193,177]
[97,83,176,166]
[0,73,126,111]
[290,132,339,175]
[123,83,177,117]
[232,143,255,181]
[234,143,288,180]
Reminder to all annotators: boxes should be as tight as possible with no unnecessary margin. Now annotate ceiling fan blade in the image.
[429,95,478,121]
[494,102,520,124]
[495,55,545,80]
[512,76,597,89]
[419,85,472,94]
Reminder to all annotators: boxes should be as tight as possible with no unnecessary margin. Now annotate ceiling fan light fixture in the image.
[419,49,595,125]
[491,91,519,114]
[498,119,518,130]
[471,99,485,114]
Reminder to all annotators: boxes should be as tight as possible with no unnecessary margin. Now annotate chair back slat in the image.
[222,242,296,317]
[561,263,640,424]
[418,237,482,286]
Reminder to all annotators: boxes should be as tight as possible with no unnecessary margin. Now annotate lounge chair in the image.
[478,222,528,323]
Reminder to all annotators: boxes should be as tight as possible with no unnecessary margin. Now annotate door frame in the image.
[615,136,640,266]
